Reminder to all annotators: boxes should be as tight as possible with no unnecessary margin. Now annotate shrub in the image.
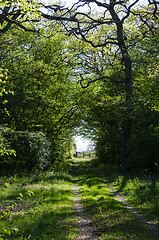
[0,127,51,173]
[131,106,159,173]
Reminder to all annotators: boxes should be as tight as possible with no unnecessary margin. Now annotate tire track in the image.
[88,161,159,237]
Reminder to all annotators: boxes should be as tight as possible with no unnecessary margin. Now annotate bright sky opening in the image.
[74,136,94,152]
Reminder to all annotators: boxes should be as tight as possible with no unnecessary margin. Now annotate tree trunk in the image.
[109,8,133,171]
[121,56,133,171]
[122,118,131,171]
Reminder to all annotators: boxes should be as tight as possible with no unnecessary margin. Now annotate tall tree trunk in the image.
[109,8,133,171]
[122,56,133,171]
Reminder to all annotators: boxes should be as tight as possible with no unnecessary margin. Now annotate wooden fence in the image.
[74,151,95,158]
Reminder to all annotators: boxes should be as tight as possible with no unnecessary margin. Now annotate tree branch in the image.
[148,0,159,19]
[0,5,11,25]
[0,14,39,35]
[82,0,109,8]
[78,73,124,88]
[121,0,140,23]
[41,12,78,22]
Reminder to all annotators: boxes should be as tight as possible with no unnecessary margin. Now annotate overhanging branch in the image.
[41,12,78,22]
[0,14,39,35]
[78,73,124,88]
[121,0,140,23]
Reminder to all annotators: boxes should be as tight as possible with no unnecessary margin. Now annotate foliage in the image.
[0,24,78,172]
[0,0,159,173]
[0,69,15,157]
[0,127,51,173]
[131,105,159,171]
[71,9,159,172]
[0,27,74,132]
[72,48,125,166]
[0,0,41,35]
[129,18,159,171]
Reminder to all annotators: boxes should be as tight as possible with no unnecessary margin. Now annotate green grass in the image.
[113,175,159,222]
[73,158,159,240]
[95,161,159,223]
[0,158,158,239]
[0,161,78,240]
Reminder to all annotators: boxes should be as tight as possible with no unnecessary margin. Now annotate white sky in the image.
[56,0,147,7]
[42,0,148,15]
[74,136,94,152]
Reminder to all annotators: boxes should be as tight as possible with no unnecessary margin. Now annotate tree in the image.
[0,23,81,171]
[0,26,75,133]
[71,4,159,171]
[41,0,157,170]
[1,0,159,171]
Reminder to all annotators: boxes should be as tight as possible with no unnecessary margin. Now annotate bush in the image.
[131,106,159,173]
[0,127,51,173]
[95,127,122,165]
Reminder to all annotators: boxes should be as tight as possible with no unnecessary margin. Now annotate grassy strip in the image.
[74,158,158,240]
[1,158,158,240]
[0,161,78,240]
[94,161,159,223]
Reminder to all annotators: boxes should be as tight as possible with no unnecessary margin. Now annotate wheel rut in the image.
[71,159,159,239]
[89,162,159,237]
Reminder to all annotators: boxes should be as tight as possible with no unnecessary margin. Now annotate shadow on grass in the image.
[117,175,129,192]
[93,217,154,239]
[3,206,77,240]
[88,159,159,221]
[0,168,78,240]
[71,158,159,240]
[0,158,158,239]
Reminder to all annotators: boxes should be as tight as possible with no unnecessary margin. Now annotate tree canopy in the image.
[0,0,159,174]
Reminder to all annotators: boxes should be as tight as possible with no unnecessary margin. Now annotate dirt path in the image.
[113,192,159,236]
[72,185,95,240]
[71,162,95,240]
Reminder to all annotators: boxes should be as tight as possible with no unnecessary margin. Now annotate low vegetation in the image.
[0,161,78,240]
[0,158,158,239]
[78,159,159,239]
[94,160,159,224]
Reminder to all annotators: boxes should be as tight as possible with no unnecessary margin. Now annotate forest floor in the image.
[0,158,158,239]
